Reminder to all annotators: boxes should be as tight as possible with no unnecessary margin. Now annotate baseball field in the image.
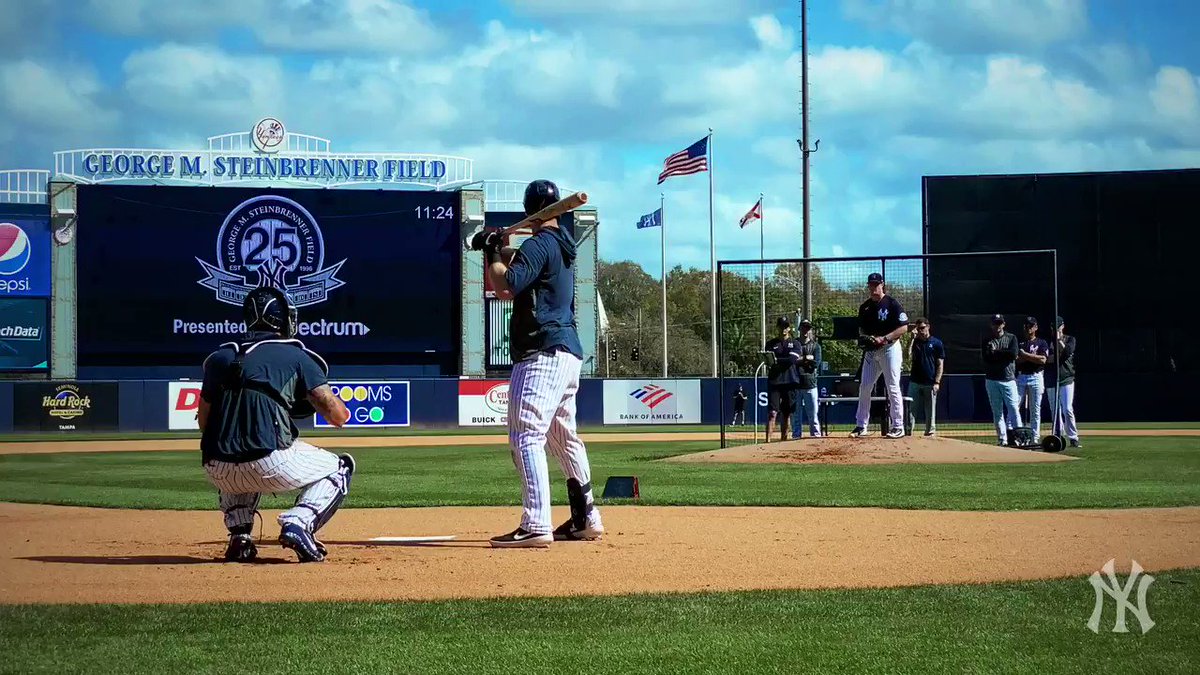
[2,427,1199,673]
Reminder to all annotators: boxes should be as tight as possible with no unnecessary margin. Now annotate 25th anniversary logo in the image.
[196,195,345,307]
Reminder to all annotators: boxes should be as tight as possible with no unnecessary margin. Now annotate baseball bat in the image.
[501,191,588,236]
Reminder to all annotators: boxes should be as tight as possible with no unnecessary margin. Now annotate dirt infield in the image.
[0,428,1195,457]
[0,432,719,456]
[665,435,1077,465]
[2,502,1198,605]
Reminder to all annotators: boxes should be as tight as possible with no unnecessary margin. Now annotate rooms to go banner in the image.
[316,381,410,428]
[602,379,701,425]
[458,380,508,426]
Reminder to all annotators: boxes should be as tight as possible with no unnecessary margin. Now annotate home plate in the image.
[369,535,458,543]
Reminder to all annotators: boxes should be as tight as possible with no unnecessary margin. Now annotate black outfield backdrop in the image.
[75,185,462,370]
[923,168,1200,420]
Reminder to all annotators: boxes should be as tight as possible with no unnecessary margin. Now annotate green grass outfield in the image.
[1,570,1195,675]
[1,421,1197,443]
[2,436,1198,511]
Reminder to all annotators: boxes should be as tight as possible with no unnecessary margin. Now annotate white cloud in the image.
[1150,66,1200,137]
[84,0,441,52]
[0,59,117,134]
[507,0,765,25]
[842,0,1088,53]
[122,44,285,127]
[751,15,792,51]
[258,0,442,53]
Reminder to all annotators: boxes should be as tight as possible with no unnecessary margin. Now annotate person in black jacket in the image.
[982,314,1022,446]
[764,316,802,442]
[1046,316,1081,448]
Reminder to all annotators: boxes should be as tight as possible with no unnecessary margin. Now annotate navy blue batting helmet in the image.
[523,179,559,216]
[243,286,298,338]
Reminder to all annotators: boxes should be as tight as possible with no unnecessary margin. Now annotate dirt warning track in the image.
[2,502,1198,605]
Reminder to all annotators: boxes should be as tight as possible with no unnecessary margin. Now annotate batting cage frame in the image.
[717,250,1065,450]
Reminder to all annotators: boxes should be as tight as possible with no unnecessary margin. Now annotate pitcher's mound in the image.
[665,435,1077,465]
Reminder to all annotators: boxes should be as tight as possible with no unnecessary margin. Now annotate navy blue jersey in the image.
[982,331,1019,382]
[909,336,945,385]
[1017,337,1051,375]
[858,295,908,344]
[765,337,801,387]
[200,333,328,465]
[504,227,584,362]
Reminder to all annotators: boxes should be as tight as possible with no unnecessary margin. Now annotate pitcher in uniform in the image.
[1047,316,1081,448]
[852,272,909,438]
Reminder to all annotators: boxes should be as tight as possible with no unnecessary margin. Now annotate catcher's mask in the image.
[243,286,298,338]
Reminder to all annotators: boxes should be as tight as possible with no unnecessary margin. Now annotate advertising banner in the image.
[315,381,410,428]
[0,297,49,371]
[13,381,120,432]
[0,216,52,298]
[168,381,203,430]
[75,185,461,367]
[602,379,701,425]
[458,380,509,426]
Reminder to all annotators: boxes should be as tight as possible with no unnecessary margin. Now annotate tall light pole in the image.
[799,0,819,316]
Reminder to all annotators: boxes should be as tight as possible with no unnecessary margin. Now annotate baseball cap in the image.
[1023,316,1038,326]
[798,317,813,327]
[1055,315,1065,327]
[776,315,790,329]
[990,314,1005,324]
[867,272,884,284]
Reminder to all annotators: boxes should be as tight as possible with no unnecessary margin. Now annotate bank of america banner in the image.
[602,379,701,425]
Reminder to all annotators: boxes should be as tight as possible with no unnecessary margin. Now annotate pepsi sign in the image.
[0,217,51,297]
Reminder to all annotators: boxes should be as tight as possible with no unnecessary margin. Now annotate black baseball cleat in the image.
[885,429,904,439]
[849,427,867,438]
[553,515,605,541]
[1069,439,1082,448]
[279,523,326,562]
[224,533,257,563]
[489,527,552,548]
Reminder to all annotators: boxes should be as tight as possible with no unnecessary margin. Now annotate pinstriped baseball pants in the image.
[203,440,348,533]
[508,349,594,535]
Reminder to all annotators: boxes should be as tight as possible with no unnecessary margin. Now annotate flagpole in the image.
[759,193,765,348]
[660,193,668,378]
[707,128,717,378]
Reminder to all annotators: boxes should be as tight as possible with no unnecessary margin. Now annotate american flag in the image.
[657,136,709,185]
[739,198,762,229]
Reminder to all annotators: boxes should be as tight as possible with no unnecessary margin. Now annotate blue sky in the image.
[2,0,1198,274]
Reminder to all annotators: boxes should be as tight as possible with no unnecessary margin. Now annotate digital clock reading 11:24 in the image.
[414,205,455,220]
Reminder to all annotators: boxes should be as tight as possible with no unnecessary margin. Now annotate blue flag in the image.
[637,208,662,229]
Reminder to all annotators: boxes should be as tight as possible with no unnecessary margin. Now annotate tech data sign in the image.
[602,379,701,425]
[458,380,508,426]
[316,381,410,428]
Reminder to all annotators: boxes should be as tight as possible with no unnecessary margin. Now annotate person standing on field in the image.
[851,272,909,439]
[982,314,1022,446]
[1016,316,1050,442]
[474,179,603,548]
[790,318,823,438]
[731,385,747,426]
[905,317,944,437]
[1047,316,1081,448]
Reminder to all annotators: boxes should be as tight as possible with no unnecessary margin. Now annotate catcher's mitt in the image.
[857,335,879,350]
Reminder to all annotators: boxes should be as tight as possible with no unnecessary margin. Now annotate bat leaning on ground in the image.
[463,192,589,250]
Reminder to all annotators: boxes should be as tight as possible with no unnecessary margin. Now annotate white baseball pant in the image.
[1048,382,1079,441]
[508,349,596,535]
[1017,372,1045,439]
[856,341,904,432]
[985,379,1022,444]
[204,440,351,533]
